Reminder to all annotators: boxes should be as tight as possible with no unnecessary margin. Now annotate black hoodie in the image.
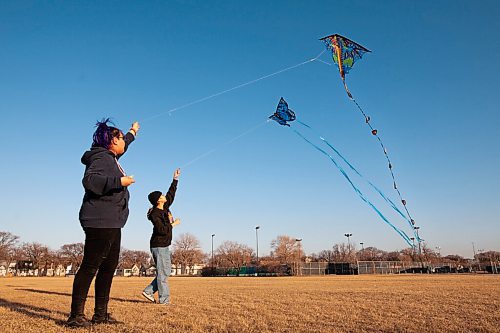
[79,132,135,228]
[148,179,178,248]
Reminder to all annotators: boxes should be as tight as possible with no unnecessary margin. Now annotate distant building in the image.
[171,263,206,276]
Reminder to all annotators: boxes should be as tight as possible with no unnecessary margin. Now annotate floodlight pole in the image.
[211,234,215,276]
[414,226,424,269]
[410,237,416,260]
[255,226,260,266]
[295,238,302,276]
[435,246,441,257]
[344,233,352,260]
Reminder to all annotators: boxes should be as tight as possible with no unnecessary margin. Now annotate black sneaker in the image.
[66,314,91,328]
[91,313,123,325]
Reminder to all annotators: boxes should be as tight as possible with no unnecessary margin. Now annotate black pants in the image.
[70,227,121,316]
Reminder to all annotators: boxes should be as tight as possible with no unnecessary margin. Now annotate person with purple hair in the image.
[66,118,139,328]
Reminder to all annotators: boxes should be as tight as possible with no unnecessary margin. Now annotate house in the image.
[115,264,140,277]
[145,266,157,276]
[130,264,140,277]
[8,262,17,275]
[46,264,66,277]
[171,263,206,276]
[0,264,7,277]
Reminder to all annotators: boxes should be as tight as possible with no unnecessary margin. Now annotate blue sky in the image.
[1,1,498,258]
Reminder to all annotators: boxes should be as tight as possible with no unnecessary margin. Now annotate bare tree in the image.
[172,233,205,274]
[384,251,402,261]
[311,250,335,262]
[216,241,253,275]
[21,242,50,274]
[270,235,300,265]
[0,231,20,260]
[119,249,152,268]
[358,246,387,261]
[59,243,85,270]
[399,247,417,262]
[331,243,352,262]
[421,243,439,263]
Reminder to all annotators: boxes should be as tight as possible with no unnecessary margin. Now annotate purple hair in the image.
[92,118,122,149]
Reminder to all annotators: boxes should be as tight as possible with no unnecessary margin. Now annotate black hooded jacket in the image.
[78,132,135,228]
[148,179,178,248]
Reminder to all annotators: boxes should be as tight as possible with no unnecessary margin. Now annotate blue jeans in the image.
[143,247,171,304]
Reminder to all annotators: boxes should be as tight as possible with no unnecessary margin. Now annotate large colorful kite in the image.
[320,34,419,241]
[319,34,371,99]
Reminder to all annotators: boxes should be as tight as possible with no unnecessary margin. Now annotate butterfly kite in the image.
[269,97,296,126]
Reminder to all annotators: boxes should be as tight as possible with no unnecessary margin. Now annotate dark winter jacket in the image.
[79,132,135,228]
[148,179,178,248]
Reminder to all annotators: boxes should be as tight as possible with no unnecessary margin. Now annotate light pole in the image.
[413,226,423,269]
[211,234,215,275]
[255,226,260,266]
[435,246,441,257]
[344,233,352,260]
[478,249,484,271]
[295,238,302,276]
[410,237,416,260]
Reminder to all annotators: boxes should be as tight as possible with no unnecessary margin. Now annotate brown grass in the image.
[0,275,499,332]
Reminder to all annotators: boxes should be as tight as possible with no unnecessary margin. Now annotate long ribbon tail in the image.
[296,120,412,227]
[291,127,413,247]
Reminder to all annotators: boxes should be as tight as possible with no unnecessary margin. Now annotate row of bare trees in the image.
[0,231,85,273]
[2,230,498,276]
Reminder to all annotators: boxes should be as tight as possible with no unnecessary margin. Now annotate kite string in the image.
[141,50,327,122]
[180,119,270,169]
[291,126,413,246]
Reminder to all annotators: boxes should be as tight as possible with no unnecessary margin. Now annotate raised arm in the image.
[164,168,181,208]
[118,121,140,159]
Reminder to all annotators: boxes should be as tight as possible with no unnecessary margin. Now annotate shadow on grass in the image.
[0,297,67,326]
[16,288,148,304]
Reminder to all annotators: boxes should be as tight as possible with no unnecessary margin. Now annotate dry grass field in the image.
[0,275,499,333]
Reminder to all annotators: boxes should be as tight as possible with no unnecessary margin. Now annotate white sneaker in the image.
[142,291,155,303]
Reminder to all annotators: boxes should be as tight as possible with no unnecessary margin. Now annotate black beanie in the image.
[148,191,162,206]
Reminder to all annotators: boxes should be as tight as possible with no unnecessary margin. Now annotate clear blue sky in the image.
[1,1,498,258]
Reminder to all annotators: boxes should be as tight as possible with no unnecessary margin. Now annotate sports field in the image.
[0,275,498,332]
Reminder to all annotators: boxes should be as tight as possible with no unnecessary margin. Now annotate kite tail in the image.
[296,120,412,225]
[342,78,353,99]
[350,98,420,242]
[291,127,413,247]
